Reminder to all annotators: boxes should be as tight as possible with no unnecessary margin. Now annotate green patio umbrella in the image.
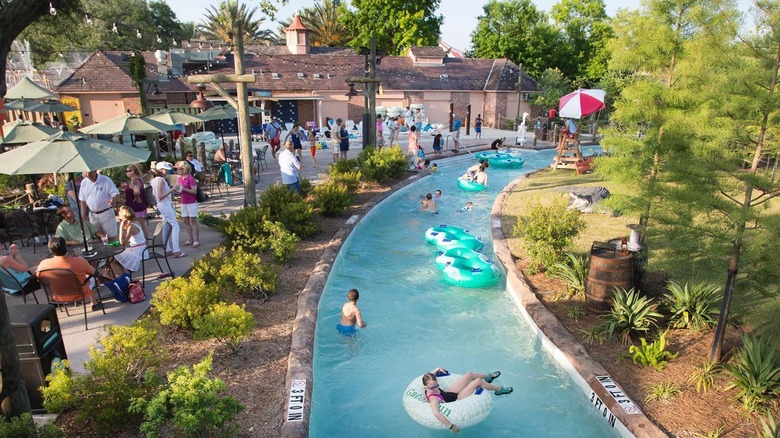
[4,77,54,100]
[4,99,42,111]
[79,113,175,136]
[0,131,151,253]
[144,109,205,125]
[28,100,77,113]
[0,120,58,145]
[198,104,262,121]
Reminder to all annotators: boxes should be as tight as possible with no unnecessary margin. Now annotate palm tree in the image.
[278,0,353,47]
[180,22,198,41]
[198,0,275,45]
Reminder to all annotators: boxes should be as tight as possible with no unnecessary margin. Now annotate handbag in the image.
[128,280,146,304]
[105,272,132,303]
[144,185,157,207]
[195,185,207,203]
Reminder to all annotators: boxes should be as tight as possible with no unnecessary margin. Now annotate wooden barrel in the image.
[585,245,635,311]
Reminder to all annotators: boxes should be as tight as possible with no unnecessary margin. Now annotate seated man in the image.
[185,151,206,183]
[37,236,101,311]
[55,205,105,246]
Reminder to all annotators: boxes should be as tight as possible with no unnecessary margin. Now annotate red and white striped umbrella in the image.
[558,89,606,119]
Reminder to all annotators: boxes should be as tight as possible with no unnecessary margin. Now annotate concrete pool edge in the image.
[280,171,429,438]
[490,173,667,438]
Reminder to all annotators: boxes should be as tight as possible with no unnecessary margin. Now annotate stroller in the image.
[432,133,442,154]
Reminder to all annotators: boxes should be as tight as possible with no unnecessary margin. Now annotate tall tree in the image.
[470,0,566,79]
[531,68,571,111]
[199,0,276,45]
[341,0,443,56]
[551,0,613,86]
[278,0,353,47]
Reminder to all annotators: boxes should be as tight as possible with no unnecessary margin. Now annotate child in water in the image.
[463,201,473,211]
[420,193,438,213]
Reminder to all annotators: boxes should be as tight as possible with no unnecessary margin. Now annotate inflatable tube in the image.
[435,236,484,252]
[435,247,491,271]
[442,258,501,288]
[489,157,525,169]
[403,373,494,430]
[424,225,472,245]
[474,151,511,161]
[458,177,487,192]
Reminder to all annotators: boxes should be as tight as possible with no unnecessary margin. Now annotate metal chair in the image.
[37,268,104,331]
[3,209,40,253]
[141,221,174,288]
[256,144,269,171]
[0,265,41,304]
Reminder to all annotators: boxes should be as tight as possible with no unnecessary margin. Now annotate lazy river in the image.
[309,148,619,437]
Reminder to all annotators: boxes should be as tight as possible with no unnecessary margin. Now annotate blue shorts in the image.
[336,324,357,336]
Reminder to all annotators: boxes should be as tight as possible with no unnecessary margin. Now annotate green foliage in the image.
[688,360,721,394]
[0,413,63,438]
[152,275,221,329]
[550,0,614,84]
[603,287,662,344]
[357,147,408,182]
[551,252,588,296]
[218,204,311,253]
[565,304,584,321]
[664,280,721,331]
[513,196,585,272]
[329,158,360,174]
[261,220,301,263]
[644,382,681,403]
[130,354,244,438]
[278,0,353,47]
[343,0,443,56]
[199,0,278,44]
[759,410,780,438]
[193,247,280,299]
[193,303,255,353]
[41,360,75,413]
[628,330,679,371]
[218,205,266,251]
[197,212,227,228]
[314,181,356,217]
[581,326,607,345]
[532,68,572,110]
[257,184,318,238]
[299,177,313,197]
[43,319,164,431]
[329,170,362,192]
[724,334,780,411]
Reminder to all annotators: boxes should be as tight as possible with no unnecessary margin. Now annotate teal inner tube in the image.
[442,258,501,288]
[425,225,472,245]
[474,151,511,161]
[457,177,487,192]
[489,157,525,168]
[435,247,491,271]
[435,235,484,252]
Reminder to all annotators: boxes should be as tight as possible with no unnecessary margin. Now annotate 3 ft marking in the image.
[594,375,641,415]
[286,379,307,422]
[589,391,618,428]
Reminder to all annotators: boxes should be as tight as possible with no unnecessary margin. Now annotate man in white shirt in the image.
[278,140,301,192]
[79,170,119,242]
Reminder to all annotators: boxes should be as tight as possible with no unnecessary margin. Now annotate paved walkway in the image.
[6,127,554,373]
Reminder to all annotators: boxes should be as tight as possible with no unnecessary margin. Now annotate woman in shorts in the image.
[176,161,200,248]
[307,125,318,168]
[284,123,304,161]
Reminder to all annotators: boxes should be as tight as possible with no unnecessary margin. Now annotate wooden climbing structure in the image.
[551,132,582,170]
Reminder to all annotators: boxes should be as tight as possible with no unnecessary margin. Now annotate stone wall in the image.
[122,96,142,115]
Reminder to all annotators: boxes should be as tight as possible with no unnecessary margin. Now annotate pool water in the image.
[310,149,619,437]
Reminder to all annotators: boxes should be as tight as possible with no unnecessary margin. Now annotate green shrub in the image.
[258,182,304,219]
[628,330,679,371]
[43,319,164,432]
[513,196,585,272]
[193,303,255,353]
[664,280,721,331]
[261,220,300,262]
[329,170,362,192]
[602,287,662,344]
[329,157,359,174]
[130,354,243,438]
[358,147,407,182]
[565,304,584,321]
[41,361,75,413]
[0,412,63,438]
[314,181,356,217]
[152,275,221,329]
[194,247,280,299]
[688,359,721,393]
[217,206,266,252]
[644,382,681,403]
[277,201,318,238]
[725,333,780,411]
[551,252,588,296]
[759,410,780,438]
[300,177,313,197]
[197,212,227,228]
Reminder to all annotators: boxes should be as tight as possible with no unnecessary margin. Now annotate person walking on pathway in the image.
[151,162,185,258]
[176,161,200,248]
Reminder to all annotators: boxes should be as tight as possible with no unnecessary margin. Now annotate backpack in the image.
[195,186,207,203]
[144,185,156,207]
[105,272,132,302]
[128,281,146,304]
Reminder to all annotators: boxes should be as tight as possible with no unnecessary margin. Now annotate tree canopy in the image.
[341,0,443,56]
[199,0,276,45]
[277,0,353,48]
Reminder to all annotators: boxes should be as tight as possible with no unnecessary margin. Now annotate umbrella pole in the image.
[70,173,91,253]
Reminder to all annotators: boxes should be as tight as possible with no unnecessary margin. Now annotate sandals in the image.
[192,241,200,248]
[173,252,187,258]
[495,386,513,396]
[485,371,501,383]
[183,241,192,246]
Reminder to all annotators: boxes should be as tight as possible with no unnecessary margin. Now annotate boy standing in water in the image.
[337,289,367,335]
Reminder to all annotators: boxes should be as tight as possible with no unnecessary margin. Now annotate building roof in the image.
[285,13,309,32]
[408,46,446,58]
[54,47,537,95]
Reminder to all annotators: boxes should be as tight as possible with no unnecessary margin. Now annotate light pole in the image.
[345,37,381,149]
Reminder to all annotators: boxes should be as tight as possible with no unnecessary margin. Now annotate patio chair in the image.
[2,209,40,253]
[256,144,269,171]
[141,221,174,288]
[0,265,41,304]
[37,268,105,331]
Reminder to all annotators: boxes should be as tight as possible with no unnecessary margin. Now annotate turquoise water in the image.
[310,149,618,437]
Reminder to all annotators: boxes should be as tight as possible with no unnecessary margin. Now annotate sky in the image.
[165,0,643,52]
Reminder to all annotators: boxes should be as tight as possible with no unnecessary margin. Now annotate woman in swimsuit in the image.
[423,367,512,433]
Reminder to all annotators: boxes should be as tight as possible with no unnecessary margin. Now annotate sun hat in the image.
[155,161,173,171]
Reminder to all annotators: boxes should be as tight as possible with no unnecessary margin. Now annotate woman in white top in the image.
[151,162,185,258]
[111,206,147,273]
